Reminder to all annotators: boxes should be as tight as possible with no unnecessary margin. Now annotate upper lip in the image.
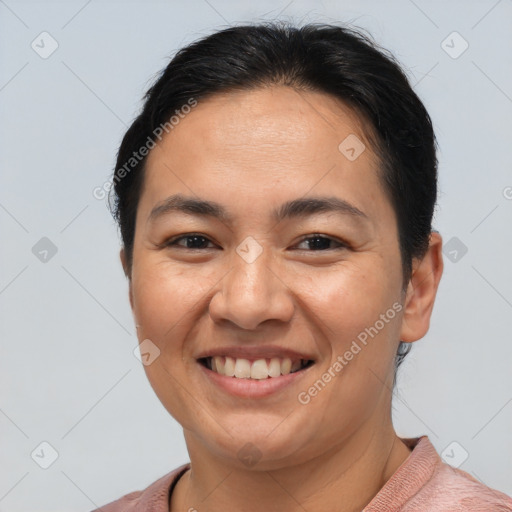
[195,345,316,362]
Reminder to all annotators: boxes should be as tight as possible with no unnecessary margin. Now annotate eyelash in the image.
[163,233,348,252]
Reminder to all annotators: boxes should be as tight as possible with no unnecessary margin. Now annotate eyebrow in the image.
[148,193,368,225]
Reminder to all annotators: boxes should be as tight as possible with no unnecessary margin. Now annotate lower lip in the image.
[198,361,313,398]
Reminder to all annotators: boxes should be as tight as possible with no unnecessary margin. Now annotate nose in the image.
[209,248,295,330]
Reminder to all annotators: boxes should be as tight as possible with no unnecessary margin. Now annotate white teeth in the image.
[234,358,251,378]
[206,356,311,379]
[213,355,224,375]
[268,358,281,378]
[280,358,292,375]
[224,356,235,377]
[250,359,269,380]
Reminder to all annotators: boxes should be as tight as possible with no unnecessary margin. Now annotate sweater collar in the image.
[137,435,439,511]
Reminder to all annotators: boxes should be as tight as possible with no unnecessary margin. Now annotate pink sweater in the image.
[93,435,512,511]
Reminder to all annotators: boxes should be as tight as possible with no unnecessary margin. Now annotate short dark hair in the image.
[109,21,438,377]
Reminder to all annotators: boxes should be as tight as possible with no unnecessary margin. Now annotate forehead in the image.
[140,86,389,224]
[152,86,376,162]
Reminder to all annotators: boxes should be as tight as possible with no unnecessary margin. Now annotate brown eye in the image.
[294,235,347,251]
[165,234,216,250]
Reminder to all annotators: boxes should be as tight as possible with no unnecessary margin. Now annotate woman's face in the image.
[125,86,411,469]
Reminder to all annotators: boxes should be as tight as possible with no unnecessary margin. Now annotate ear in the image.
[400,231,444,343]
[119,248,134,310]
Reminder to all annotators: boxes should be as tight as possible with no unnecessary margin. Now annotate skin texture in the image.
[120,86,444,511]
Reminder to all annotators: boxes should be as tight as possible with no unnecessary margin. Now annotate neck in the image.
[171,418,412,512]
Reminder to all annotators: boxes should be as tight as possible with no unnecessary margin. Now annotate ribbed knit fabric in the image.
[92,436,512,511]
[363,437,512,511]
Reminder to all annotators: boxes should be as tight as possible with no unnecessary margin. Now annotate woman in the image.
[94,22,512,511]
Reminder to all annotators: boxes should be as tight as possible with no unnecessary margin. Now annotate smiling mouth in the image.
[198,356,315,380]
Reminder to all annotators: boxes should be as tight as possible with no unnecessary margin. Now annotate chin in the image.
[190,410,321,469]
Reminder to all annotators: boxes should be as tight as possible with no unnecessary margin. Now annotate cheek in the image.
[298,260,399,340]
[130,261,214,429]
[131,259,212,340]
[295,275,401,445]
[299,261,401,398]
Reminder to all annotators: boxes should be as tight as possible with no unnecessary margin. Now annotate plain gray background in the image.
[1,0,511,510]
